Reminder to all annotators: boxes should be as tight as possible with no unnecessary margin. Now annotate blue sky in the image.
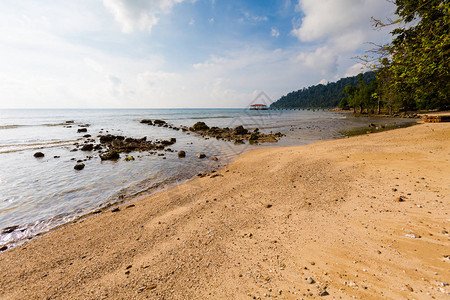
[0,0,397,108]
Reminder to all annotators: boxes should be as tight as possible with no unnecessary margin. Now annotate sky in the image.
[0,0,398,108]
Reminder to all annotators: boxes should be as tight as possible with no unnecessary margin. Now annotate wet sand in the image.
[0,122,449,299]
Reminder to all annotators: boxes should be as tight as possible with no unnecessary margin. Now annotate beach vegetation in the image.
[365,0,449,112]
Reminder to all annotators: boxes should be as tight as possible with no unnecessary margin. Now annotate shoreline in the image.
[1,122,449,299]
[0,117,419,251]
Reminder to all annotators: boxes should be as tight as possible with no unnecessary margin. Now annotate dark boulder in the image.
[192,122,209,131]
[153,120,166,126]
[83,134,91,138]
[34,152,44,158]
[196,153,206,159]
[248,133,259,141]
[233,125,248,135]
[81,144,94,151]
[77,128,87,133]
[178,150,186,158]
[99,134,124,144]
[140,119,153,125]
[74,163,85,170]
[100,150,120,160]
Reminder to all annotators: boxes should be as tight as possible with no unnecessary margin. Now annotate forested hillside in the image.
[270,72,375,109]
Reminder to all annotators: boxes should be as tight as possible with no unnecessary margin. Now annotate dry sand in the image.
[0,122,449,299]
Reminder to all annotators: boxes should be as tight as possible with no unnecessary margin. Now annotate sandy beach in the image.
[0,122,449,299]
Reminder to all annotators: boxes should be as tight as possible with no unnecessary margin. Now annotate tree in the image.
[374,0,450,110]
[342,73,378,113]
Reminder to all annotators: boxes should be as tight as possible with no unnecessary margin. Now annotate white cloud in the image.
[189,18,195,25]
[102,0,187,33]
[292,0,393,42]
[208,18,214,23]
[271,27,280,38]
[295,46,337,76]
[289,0,396,79]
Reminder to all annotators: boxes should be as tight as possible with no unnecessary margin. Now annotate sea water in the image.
[0,108,413,248]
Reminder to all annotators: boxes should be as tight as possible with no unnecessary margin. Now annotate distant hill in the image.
[270,72,376,109]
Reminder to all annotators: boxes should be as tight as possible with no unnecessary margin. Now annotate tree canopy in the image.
[373,0,449,111]
[270,72,375,109]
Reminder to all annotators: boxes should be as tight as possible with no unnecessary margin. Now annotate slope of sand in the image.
[0,123,449,299]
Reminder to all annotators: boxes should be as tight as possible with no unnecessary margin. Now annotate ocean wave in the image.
[0,125,24,129]
[0,122,74,130]
[0,140,79,154]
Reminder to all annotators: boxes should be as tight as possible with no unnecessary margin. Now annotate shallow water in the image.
[0,108,415,248]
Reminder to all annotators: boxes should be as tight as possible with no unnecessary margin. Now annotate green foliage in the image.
[342,73,379,113]
[270,72,376,109]
[378,0,450,111]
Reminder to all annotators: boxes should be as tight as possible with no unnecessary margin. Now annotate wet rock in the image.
[100,150,120,160]
[74,163,85,170]
[81,144,94,151]
[34,152,44,158]
[233,125,248,135]
[83,134,91,138]
[196,153,206,159]
[2,225,18,234]
[111,208,120,212]
[248,133,259,141]
[0,246,7,252]
[99,134,124,144]
[77,128,87,133]
[192,122,209,131]
[234,139,245,145]
[178,150,186,158]
[140,119,153,125]
[65,120,74,124]
[54,156,60,158]
[153,120,166,126]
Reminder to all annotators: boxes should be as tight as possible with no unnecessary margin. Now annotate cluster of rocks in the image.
[188,122,284,144]
[33,133,180,171]
[94,134,177,161]
[141,119,284,144]
[140,119,183,131]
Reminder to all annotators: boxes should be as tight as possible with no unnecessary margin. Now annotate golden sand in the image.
[0,122,449,299]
